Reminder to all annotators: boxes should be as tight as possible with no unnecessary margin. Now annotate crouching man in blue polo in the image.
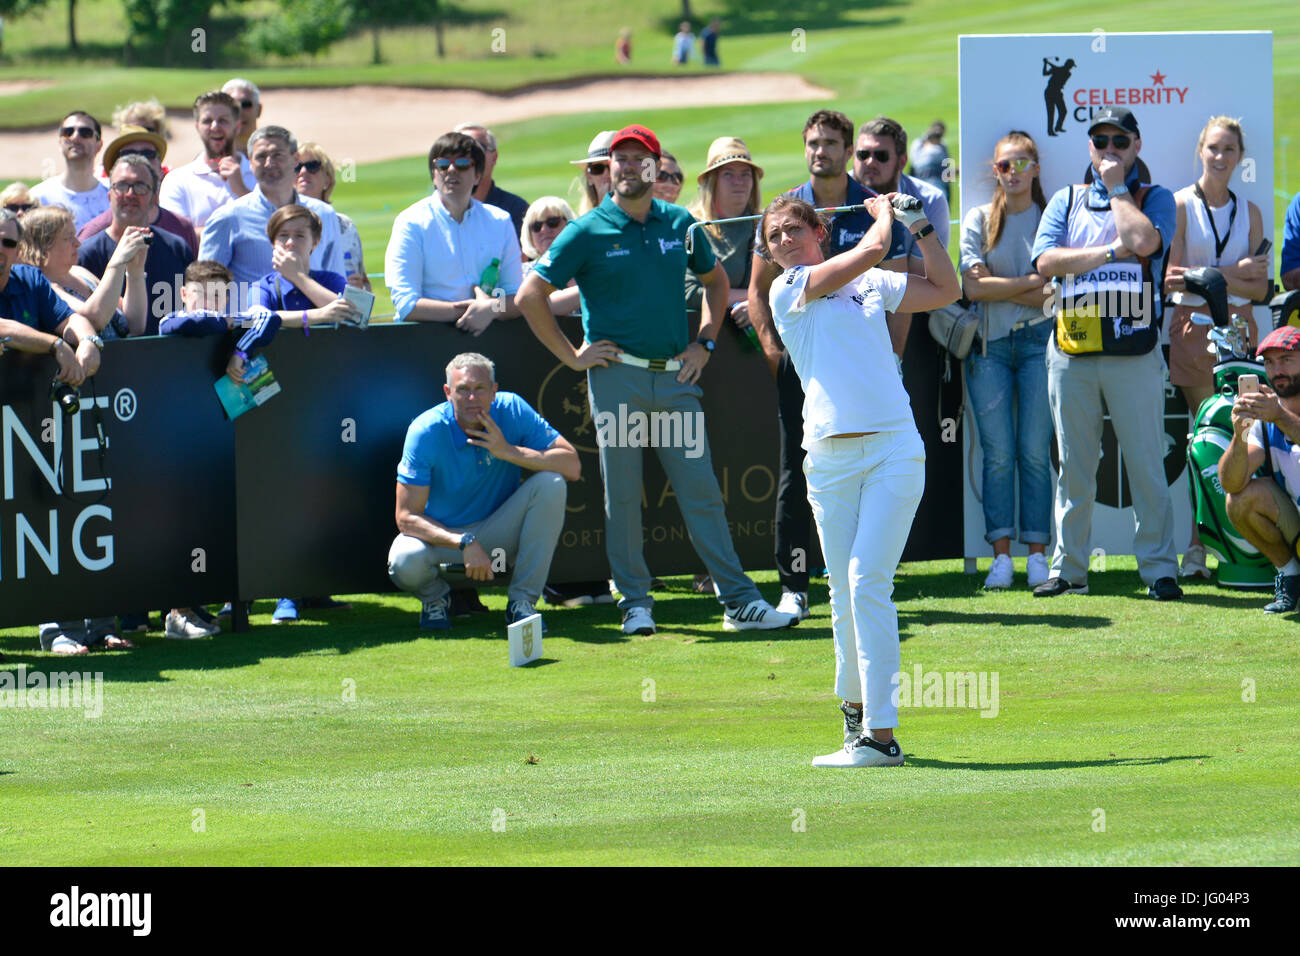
[388,351,581,631]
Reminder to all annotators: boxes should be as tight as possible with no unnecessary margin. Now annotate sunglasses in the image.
[60,125,97,139]
[530,216,567,233]
[994,158,1036,174]
[3,203,35,214]
[855,148,892,163]
[586,163,609,176]
[0,237,18,249]
[239,100,255,111]
[656,170,683,185]
[1090,133,1133,150]
[110,181,153,196]
[433,157,474,171]
[295,160,324,175]
[119,147,159,161]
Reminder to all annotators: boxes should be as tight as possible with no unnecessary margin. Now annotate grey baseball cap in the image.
[1088,106,1140,137]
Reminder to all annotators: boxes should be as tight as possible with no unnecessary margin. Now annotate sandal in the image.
[692,574,714,594]
[102,635,135,650]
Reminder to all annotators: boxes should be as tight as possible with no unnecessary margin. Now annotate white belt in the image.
[614,353,682,372]
[1010,314,1052,332]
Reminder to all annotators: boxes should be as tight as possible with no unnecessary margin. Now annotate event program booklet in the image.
[340,286,375,328]
[214,355,281,420]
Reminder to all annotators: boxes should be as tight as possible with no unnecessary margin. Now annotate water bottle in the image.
[478,257,501,294]
[343,249,356,282]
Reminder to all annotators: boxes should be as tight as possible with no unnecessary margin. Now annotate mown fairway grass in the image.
[2,560,1297,865]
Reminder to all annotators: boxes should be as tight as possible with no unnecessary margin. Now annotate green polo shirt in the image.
[532,194,716,360]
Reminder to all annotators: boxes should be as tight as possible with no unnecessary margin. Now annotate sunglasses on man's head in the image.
[530,216,567,233]
[295,160,323,175]
[433,157,474,171]
[60,126,97,139]
[1090,133,1133,150]
[855,148,892,163]
[994,158,1036,174]
[656,170,683,185]
[0,238,18,249]
[120,147,159,161]
[586,163,609,176]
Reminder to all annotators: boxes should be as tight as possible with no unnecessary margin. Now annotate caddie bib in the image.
[1055,184,1158,356]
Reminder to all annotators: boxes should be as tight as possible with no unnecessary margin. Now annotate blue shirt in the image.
[533,194,716,359]
[396,392,561,527]
[0,264,74,333]
[198,186,346,286]
[755,176,910,261]
[250,270,348,313]
[79,226,194,337]
[158,306,280,354]
[383,194,524,322]
[1031,165,1177,325]
[1282,192,1300,278]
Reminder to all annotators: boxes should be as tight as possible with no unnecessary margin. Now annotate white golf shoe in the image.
[812,734,905,768]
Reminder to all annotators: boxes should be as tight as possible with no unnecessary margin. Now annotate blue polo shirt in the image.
[0,264,74,332]
[396,391,561,527]
[198,186,345,285]
[756,177,910,262]
[250,269,348,313]
[532,194,716,359]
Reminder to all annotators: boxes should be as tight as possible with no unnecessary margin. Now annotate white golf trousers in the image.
[804,429,925,729]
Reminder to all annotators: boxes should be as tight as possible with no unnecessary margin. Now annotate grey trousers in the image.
[1045,344,1178,586]
[587,362,761,610]
[387,471,567,605]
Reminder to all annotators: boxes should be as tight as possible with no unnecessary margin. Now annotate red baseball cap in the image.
[610,124,661,160]
[1257,325,1300,357]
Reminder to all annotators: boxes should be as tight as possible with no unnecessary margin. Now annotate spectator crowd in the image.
[4,76,1299,665]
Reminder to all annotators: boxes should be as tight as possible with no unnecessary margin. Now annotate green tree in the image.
[349,0,446,65]
[121,0,217,64]
[246,0,351,58]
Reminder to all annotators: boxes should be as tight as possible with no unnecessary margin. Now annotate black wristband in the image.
[915,223,935,240]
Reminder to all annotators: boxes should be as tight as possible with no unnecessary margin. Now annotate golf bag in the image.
[1183,272,1300,587]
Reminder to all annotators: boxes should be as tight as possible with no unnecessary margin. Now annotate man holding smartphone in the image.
[388,352,580,633]
[1219,327,1300,613]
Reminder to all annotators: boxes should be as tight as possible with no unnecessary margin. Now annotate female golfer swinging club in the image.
[762,193,960,766]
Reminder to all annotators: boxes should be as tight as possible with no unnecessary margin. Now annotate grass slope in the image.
[2,560,1296,865]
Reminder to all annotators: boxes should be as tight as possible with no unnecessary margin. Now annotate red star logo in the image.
[1150,69,1167,85]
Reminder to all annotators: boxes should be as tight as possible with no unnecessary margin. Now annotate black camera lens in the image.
[142,233,153,245]
[49,380,81,415]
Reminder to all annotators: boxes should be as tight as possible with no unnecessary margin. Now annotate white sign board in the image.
[957,32,1274,566]
[508,614,543,667]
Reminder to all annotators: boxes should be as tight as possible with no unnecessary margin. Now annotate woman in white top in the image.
[960,131,1055,591]
[764,193,960,767]
[1165,116,1271,578]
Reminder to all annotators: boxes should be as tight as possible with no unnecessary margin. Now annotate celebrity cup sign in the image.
[957,32,1274,567]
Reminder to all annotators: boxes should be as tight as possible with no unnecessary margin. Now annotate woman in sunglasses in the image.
[959,130,1055,590]
[570,131,615,215]
[294,142,371,291]
[1,182,37,218]
[1164,116,1269,580]
[652,151,685,204]
[16,205,148,340]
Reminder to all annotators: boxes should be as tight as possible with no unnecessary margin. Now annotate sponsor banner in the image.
[958,32,1273,564]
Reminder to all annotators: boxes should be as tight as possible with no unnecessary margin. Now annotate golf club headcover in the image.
[890,194,927,230]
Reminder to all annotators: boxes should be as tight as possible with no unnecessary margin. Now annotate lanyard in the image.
[1193,183,1237,263]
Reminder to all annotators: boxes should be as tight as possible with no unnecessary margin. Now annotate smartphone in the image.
[1238,374,1260,394]
[1255,239,1271,257]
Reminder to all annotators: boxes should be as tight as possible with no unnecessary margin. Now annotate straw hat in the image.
[103,125,168,174]
[697,136,763,183]
[570,130,616,166]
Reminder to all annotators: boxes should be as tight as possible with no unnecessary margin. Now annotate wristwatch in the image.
[1104,247,1116,264]
[696,337,715,353]
[915,223,935,240]
[1109,182,1129,199]
[459,532,476,551]
[88,334,105,351]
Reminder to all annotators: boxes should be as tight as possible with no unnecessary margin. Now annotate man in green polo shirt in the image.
[517,124,798,636]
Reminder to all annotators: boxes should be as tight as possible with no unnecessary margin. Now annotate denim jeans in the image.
[965,320,1054,546]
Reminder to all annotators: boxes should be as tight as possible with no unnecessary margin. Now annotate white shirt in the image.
[30,178,109,232]
[158,153,257,229]
[770,265,913,447]
[383,194,523,321]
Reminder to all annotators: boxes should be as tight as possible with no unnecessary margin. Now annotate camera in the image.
[49,379,80,415]
[142,232,153,246]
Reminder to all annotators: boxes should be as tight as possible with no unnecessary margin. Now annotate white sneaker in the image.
[622,606,656,636]
[723,598,798,631]
[812,734,904,768]
[1180,545,1212,580]
[775,589,811,621]
[1026,552,1050,588]
[165,610,212,640]
[984,554,1014,590]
